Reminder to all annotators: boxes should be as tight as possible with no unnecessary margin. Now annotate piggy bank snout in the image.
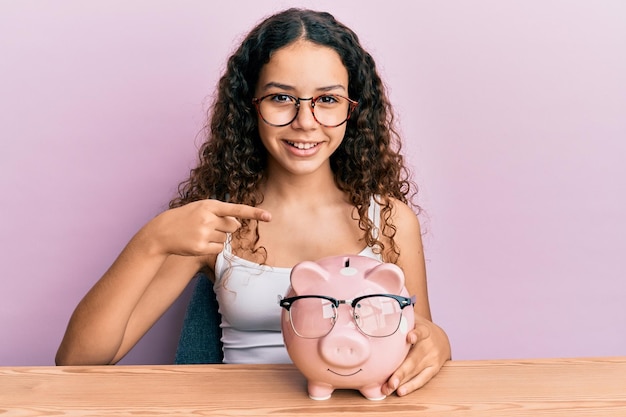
[318,332,371,367]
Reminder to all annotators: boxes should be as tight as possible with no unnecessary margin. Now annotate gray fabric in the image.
[174,273,224,364]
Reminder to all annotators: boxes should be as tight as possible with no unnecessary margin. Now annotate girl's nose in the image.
[290,100,318,130]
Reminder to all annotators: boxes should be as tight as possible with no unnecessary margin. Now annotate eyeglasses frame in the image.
[278,293,416,339]
[252,93,359,128]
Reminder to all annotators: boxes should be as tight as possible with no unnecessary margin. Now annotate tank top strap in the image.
[367,195,381,239]
[214,234,232,284]
[223,233,232,252]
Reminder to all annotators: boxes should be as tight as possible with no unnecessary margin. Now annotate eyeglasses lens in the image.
[354,295,403,337]
[289,297,336,338]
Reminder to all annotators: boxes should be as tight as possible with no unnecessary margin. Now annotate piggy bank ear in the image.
[290,261,331,295]
[365,263,405,294]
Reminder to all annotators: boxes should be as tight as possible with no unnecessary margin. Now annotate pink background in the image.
[1,1,624,365]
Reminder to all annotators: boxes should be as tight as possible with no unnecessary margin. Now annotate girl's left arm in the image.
[381,199,452,397]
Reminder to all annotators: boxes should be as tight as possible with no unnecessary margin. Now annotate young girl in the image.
[56,8,451,397]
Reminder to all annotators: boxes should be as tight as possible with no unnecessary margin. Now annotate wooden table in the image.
[1,357,625,416]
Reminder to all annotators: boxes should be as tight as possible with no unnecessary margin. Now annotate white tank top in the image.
[213,199,383,364]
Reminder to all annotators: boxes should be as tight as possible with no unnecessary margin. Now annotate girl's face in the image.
[254,40,350,177]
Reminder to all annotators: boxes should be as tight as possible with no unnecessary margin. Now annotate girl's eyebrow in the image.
[318,84,347,93]
[261,82,294,91]
[260,82,347,93]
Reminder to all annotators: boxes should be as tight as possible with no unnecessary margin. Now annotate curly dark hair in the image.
[170,8,419,262]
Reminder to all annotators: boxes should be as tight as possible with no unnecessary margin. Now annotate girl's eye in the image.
[316,95,340,105]
[270,94,294,103]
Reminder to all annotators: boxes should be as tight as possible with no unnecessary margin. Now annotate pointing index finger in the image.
[212,201,272,222]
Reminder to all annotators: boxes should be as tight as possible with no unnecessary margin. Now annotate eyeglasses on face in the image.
[278,293,415,338]
[252,93,358,128]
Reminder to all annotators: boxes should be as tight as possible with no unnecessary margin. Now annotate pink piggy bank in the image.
[279,255,415,400]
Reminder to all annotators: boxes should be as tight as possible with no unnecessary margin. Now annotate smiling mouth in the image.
[286,141,320,150]
[327,368,363,377]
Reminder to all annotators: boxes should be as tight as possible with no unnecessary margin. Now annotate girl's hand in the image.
[141,199,271,257]
[381,315,451,397]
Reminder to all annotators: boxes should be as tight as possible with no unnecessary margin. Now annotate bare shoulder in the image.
[387,197,422,239]
[379,196,425,266]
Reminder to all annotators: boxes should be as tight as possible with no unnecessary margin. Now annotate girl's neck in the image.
[261,164,342,205]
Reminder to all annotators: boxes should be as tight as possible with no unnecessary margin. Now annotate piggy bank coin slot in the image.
[340,257,358,276]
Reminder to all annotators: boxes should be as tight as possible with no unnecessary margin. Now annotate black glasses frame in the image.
[252,93,358,128]
[278,293,416,338]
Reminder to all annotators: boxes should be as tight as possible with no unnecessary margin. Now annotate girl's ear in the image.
[364,263,405,294]
[290,261,330,295]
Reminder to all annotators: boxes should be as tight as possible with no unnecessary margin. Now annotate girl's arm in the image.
[56,200,271,365]
[55,251,202,365]
[381,199,452,396]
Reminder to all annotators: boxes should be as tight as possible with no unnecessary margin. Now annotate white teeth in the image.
[287,141,318,150]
